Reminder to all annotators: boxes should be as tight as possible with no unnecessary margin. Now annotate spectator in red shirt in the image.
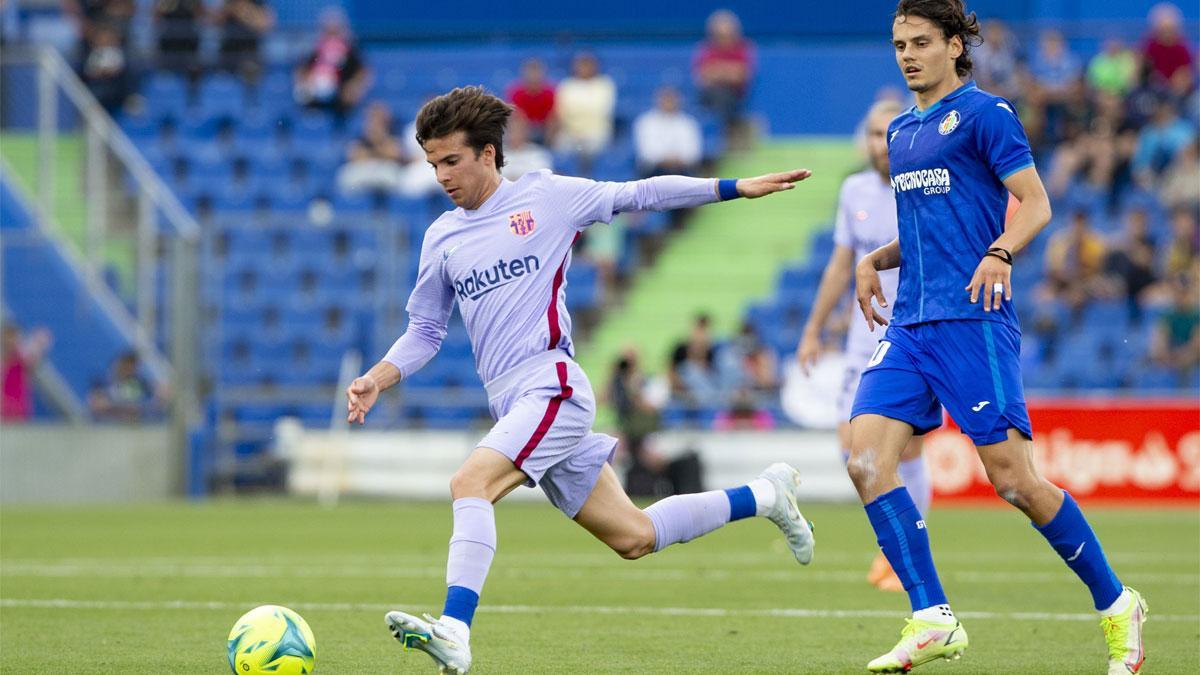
[1,324,52,422]
[507,58,555,144]
[693,9,755,139]
[1142,3,1194,93]
[294,7,371,120]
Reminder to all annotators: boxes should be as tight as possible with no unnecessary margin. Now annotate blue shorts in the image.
[850,320,1032,446]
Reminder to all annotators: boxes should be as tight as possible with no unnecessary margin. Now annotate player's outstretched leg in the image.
[849,415,968,672]
[386,449,527,674]
[574,463,814,564]
[976,431,1148,673]
[644,462,814,563]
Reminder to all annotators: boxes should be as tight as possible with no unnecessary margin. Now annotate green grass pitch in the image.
[2,500,1196,673]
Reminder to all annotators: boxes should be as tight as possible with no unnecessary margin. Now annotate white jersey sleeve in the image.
[832,180,854,250]
[405,220,456,324]
[543,172,721,230]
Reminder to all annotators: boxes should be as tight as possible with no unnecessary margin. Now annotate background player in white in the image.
[344,86,816,674]
[796,98,931,594]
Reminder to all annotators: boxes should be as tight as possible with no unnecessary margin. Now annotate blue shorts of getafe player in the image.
[851,319,1032,445]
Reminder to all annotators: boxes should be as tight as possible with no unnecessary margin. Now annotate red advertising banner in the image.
[927,398,1200,502]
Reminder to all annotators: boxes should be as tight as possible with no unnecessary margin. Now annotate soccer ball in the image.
[227,605,317,674]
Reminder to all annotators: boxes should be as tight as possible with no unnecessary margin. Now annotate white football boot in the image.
[386,610,472,674]
[759,462,816,565]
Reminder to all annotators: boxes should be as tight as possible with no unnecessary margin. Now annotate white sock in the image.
[913,604,956,624]
[438,615,471,643]
[1100,588,1131,617]
[747,478,776,516]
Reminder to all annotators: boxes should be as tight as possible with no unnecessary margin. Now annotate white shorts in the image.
[479,350,617,518]
[837,345,878,423]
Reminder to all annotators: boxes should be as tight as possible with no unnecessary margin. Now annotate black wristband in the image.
[985,247,1013,265]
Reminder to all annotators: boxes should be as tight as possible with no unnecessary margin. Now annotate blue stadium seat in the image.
[566,262,600,310]
[196,73,247,120]
[143,72,189,121]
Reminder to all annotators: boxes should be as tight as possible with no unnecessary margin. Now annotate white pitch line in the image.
[1,562,1195,586]
[1,598,1197,624]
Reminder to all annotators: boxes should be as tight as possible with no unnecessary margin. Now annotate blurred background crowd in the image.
[0,0,1194,493]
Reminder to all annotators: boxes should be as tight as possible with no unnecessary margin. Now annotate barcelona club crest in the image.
[508,210,537,236]
[938,110,961,135]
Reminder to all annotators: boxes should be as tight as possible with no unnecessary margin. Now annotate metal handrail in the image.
[36,45,200,242]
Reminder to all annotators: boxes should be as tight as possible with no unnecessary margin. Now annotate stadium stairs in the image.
[578,139,861,407]
[0,165,168,416]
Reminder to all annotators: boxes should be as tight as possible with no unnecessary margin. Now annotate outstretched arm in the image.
[609,169,812,213]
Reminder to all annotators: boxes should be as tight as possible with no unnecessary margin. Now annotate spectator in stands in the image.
[693,9,755,142]
[1087,39,1139,97]
[1161,138,1200,212]
[80,21,135,113]
[1,324,51,422]
[1039,209,1110,313]
[1133,96,1195,187]
[634,87,703,178]
[88,351,168,423]
[336,101,404,195]
[719,321,778,402]
[1164,206,1199,277]
[1142,3,1195,91]
[972,19,1022,101]
[63,0,133,45]
[294,7,370,121]
[500,112,552,181]
[609,349,661,463]
[1031,29,1082,95]
[507,58,555,144]
[1045,115,1121,200]
[153,0,203,76]
[1105,208,1160,322]
[583,211,630,295]
[1150,274,1200,381]
[669,314,720,405]
[1029,29,1083,144]
[215,0,274,81]
[713,390,775,431]
[553,52,616,168]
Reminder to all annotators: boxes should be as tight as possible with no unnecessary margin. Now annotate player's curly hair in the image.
[415,85,513,169]
[894,0,983,78]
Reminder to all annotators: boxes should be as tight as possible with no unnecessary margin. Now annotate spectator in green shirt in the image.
[1088,39,1139,96]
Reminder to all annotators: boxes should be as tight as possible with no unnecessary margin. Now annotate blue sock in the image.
[865,486,948,612]
[1033,490,1123,610]
[442,585,480,627]
[724,485,756,521]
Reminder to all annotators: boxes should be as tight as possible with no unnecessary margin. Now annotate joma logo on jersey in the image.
[508,210,537,236]
[891,167,952,195]
[454,256,541,301]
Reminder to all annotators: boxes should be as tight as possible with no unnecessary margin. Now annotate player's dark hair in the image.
[894,0,982,78]
[415,86,513,169]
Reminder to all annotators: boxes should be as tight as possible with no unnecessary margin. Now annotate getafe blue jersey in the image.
[886,81,1034,328]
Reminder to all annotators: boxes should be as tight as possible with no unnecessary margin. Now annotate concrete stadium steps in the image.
[578,139,860,399]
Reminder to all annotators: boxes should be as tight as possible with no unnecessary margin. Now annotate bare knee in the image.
[985,462,1044,511]
[449,469,487,501]
[846,447,880,491]
[608,518,656,560]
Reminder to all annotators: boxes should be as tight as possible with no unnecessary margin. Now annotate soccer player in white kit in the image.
[795,99,933,594]
[344,86,817,674]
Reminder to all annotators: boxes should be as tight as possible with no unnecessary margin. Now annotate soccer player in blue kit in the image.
[848,1,1148,672]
